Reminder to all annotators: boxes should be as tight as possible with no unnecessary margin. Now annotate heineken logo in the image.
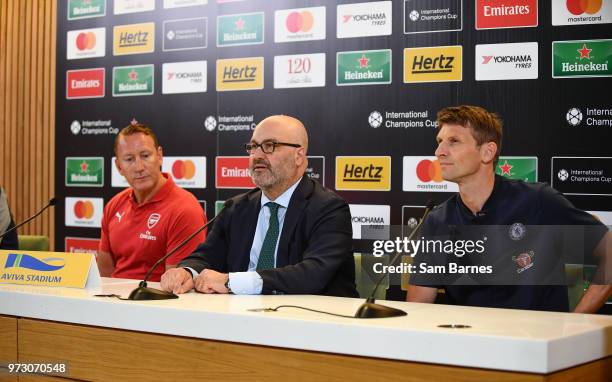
[217,12,264,47]
[553,39,612,78]
[65,157,104,187]
[337,49,392,86]
[112,65,154,97]
[68,0,105,20]
[495,157,538,182]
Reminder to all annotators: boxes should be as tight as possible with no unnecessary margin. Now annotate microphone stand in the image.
[0,198,56,240]
[126,200,232,300]
[354,203,434,318]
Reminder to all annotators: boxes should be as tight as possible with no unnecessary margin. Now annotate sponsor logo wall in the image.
[113,65,154,96]
[349,204,391,239]
[162,61,207,94]
[335,156,391,191]
[274,53,326,89]
[475,0,538,29]
[66,157,104,187]
[216,57,264,91]
[553,39,612,78]
[65,237,101,255]
[403,46,462,83]
[403,156,459,192]
[113,23,155,56]
[337,49,392,86]
[565,107,612,127]
[552,0,612,26]
[163,18,208,51]
[215,156,254,189]
[162,157,207,188]
[275,6,326,43]
[475,42,538,81]
[217,12,264,47]
[552,157,612,195]
[404,0,462,34]
[66,68,105,99]
[337,1,392,38]
[496,157,538,182]
[65,197,104,228]
[66,27,105,59]
[56,0,612,264]
[68,0,106,20]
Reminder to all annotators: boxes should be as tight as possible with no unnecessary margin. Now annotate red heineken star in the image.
[499,160,513,176]
[577,44,592,60]
[235,18,245,30]
[80,161,89,173]
[358,54,370,68]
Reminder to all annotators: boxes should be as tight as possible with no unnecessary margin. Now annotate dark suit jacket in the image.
[181,176,358,297]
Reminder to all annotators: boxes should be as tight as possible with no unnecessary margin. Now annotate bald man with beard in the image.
[161,115,358,297]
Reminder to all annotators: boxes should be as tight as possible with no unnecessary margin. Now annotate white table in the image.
[0,278,610,381]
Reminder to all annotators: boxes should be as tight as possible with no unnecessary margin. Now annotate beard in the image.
[250,158,294,190]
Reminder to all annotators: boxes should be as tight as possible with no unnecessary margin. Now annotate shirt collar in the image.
[260,177,302,209]
[129,173,175,207]
[456,174,503,217]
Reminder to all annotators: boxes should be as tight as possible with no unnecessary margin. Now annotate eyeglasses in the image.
[244,141,301,154]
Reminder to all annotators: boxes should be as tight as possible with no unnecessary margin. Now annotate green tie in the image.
[257,202,280,270]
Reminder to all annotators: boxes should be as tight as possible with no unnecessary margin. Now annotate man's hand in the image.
[160,268,194,294]
[194,269,230,294]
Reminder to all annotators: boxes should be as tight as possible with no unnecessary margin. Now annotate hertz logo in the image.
[343,164,383,182]
[216,57,264,91]
[404,46,462,83]
[335,156,391,191]
[411,54,454,73]
[223,65,258,83]
[118,31,149,47]
[113,23,155,56]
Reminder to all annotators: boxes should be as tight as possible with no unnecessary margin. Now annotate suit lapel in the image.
[276,176,311,267]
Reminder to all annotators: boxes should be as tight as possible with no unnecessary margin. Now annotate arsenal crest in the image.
[147,213,161,229]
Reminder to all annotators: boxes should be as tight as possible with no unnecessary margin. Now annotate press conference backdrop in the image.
[55,1,612,293]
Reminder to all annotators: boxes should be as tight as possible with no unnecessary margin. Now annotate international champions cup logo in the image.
[4,253,65,271]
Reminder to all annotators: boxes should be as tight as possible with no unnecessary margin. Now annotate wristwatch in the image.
[224,277,233,294]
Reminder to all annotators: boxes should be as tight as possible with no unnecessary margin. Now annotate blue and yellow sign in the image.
[0,250,95,288]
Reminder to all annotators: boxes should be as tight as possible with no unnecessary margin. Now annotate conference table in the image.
[0,278,610,382]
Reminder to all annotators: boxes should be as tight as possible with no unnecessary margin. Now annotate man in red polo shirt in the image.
[97,124,206,282]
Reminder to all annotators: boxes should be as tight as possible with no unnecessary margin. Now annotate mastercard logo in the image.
[172,160,196,180]
[566,0,602,15]
[74,200,94,219]
[286,11,314,33]
[416,159,444,183]
[76,32,97,51]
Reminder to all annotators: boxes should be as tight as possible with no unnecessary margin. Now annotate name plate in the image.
[0,250,100,288]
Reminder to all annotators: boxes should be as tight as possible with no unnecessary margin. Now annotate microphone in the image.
[0,197,56,240]
[126,199,235,300]
[354,200,436,318]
